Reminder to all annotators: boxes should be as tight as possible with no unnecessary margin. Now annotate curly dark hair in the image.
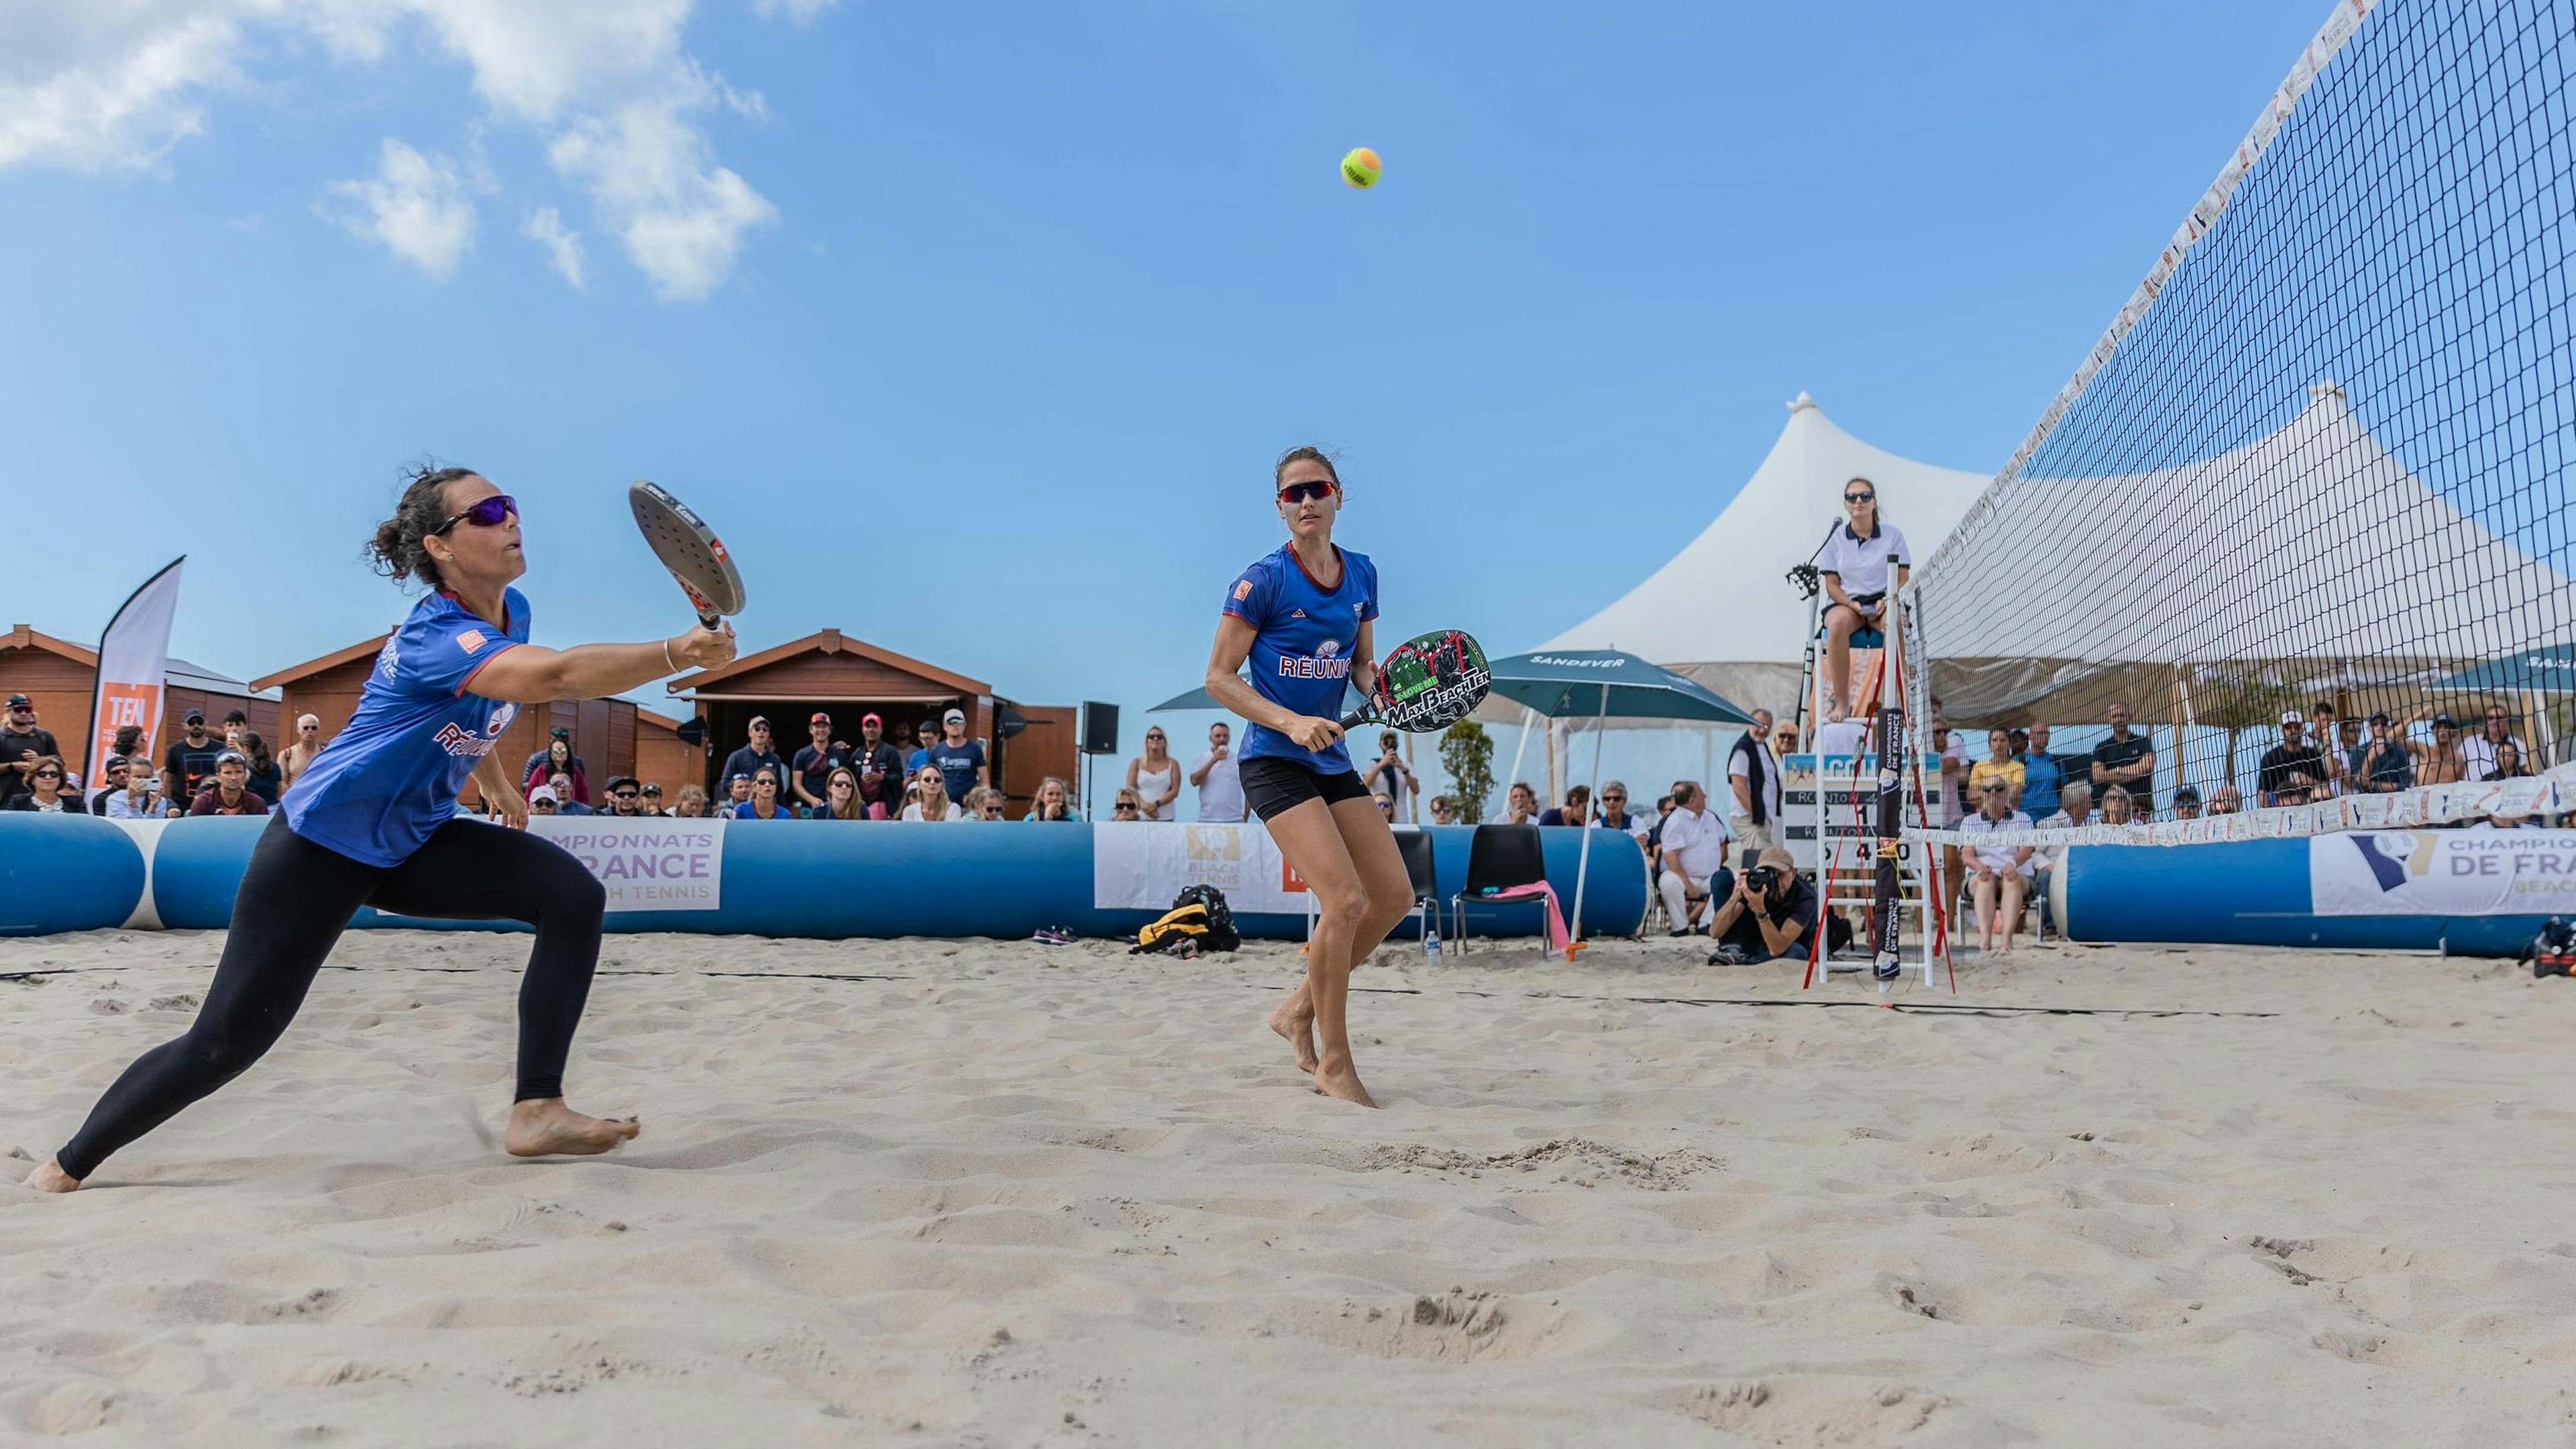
[366,463,482,591]
[1273,445,1342,490]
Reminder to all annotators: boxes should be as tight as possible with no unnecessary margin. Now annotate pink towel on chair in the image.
[1481,882,1570,958]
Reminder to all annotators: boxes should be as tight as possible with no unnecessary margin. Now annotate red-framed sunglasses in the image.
[430,494,517,535]
[1277,480,1337,504]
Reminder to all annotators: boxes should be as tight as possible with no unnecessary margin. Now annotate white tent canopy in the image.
[1914,383,2576,725]
[1536,392,1994,720]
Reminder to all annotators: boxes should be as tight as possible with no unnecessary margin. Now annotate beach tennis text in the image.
[529,819,727,912]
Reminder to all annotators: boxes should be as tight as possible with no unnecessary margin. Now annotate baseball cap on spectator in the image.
[729,771,753,784]
[748,715,769,729]
[943,708,965,726]
[2432,712,2456,727]
[2172,785,2202,806]
[528,784,559,804]
[809,711,830,724]
[183,708,205,724]
[606,775,640,793]
[2368,710,2391,724]
[861,712,881,727]
[2279,710,2304,726]
[5,693,28,708]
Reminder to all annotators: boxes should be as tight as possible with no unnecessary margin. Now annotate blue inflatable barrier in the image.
[10,817,1647,943]
[2057,837,2559,956]
[0,815,149,936]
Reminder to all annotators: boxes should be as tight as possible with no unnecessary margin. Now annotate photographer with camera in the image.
[1704,846,1824,966]
[1360,730,1417,823]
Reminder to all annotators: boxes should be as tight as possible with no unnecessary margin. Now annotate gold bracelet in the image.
[663,638,676,674]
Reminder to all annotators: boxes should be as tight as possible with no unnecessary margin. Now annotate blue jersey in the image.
[1223,543,1379,775]
[282,588,531,867]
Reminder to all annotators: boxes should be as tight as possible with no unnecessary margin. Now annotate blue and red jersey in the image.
[1222,543,1379,775]
[282,588,529,866]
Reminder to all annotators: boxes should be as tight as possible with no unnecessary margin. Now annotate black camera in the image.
[1745,865,1778,896]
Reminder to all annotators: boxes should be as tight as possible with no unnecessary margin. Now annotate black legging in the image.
[56,814,608,1181]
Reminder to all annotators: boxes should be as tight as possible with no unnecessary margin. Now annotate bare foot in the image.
[1267,991,1319,1074]
[1311,1060,1379,1108]
[504,1099,640,1159]
[24,1157,80,1193]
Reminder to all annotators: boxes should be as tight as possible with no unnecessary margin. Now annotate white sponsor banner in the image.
[87,557,185,778]
[530,817,725,911]
[1091,822,1311,913]
[2310,830,2576,918]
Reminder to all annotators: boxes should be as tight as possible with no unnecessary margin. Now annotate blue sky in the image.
[2,1,2334,800]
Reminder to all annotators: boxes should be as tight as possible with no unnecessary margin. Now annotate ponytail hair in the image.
[367,463,480,591]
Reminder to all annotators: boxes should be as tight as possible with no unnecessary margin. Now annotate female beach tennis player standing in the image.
[27,466,735,1192]
[1204,447,1415,1107]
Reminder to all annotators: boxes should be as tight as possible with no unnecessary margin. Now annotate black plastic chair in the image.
[1304,827,1442,943]
[1448,823,1547,954]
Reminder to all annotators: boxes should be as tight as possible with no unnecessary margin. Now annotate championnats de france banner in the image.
[2310,830,2576,918]
[87,557,186,783]
[527,816,725,911]
[1092,822,1311,914]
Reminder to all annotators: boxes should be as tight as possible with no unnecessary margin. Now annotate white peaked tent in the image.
[1913,382,2576,725]
[1538,392,1995,718]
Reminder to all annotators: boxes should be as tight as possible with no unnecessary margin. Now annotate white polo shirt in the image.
[1959,809,2035,876]
[1658,804,1730,879]
[1819,521,1911,598]
[1193,749,1244,822]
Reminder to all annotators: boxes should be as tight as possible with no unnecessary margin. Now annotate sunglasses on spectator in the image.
[613,790,638,800]
[1114,802,1140,813]
[33,769,62,780]
[1277,480,1336,504]
[1844,491,1874,502]
[429,494,517,535]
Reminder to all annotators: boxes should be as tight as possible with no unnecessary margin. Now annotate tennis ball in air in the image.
[1340,146,1381,189]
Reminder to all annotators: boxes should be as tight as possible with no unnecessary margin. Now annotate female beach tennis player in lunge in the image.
[1204,447,1416,1107]
[26,466,736,1193]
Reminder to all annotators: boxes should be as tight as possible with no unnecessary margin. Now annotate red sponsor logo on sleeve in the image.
[1232,580,1252,602]
[458,629,488,655]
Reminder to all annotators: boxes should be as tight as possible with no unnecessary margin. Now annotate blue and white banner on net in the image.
[2312,831,2576,918]
[1902,761,2575,849]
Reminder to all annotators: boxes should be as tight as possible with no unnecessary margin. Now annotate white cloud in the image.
[549,95,775,301]
[749,0,842,24]
[3,0,784,299]
[525,205,585,289]
[0,6,248,172]
[318,138,476,278]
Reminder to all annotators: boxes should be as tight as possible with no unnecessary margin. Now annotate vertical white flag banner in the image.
[87,557,186,780]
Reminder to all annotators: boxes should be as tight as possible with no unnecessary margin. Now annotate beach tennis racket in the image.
[1339,629,1491,733]
[629,480,746,628]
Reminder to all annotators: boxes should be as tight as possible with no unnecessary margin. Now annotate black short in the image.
[1241,756,1371,822]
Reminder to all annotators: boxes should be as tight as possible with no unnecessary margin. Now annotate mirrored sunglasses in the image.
[430,494,517,535]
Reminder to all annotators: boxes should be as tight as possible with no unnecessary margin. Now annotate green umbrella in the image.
[1483,649,1756,943]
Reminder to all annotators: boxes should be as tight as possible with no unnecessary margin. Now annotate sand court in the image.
[8,930,2576,1444]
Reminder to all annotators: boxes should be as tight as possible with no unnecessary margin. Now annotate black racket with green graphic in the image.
[629,480,746,628]
[1340,629,1491,732]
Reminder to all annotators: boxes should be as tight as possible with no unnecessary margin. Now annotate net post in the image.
[1869,600,1905,983]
